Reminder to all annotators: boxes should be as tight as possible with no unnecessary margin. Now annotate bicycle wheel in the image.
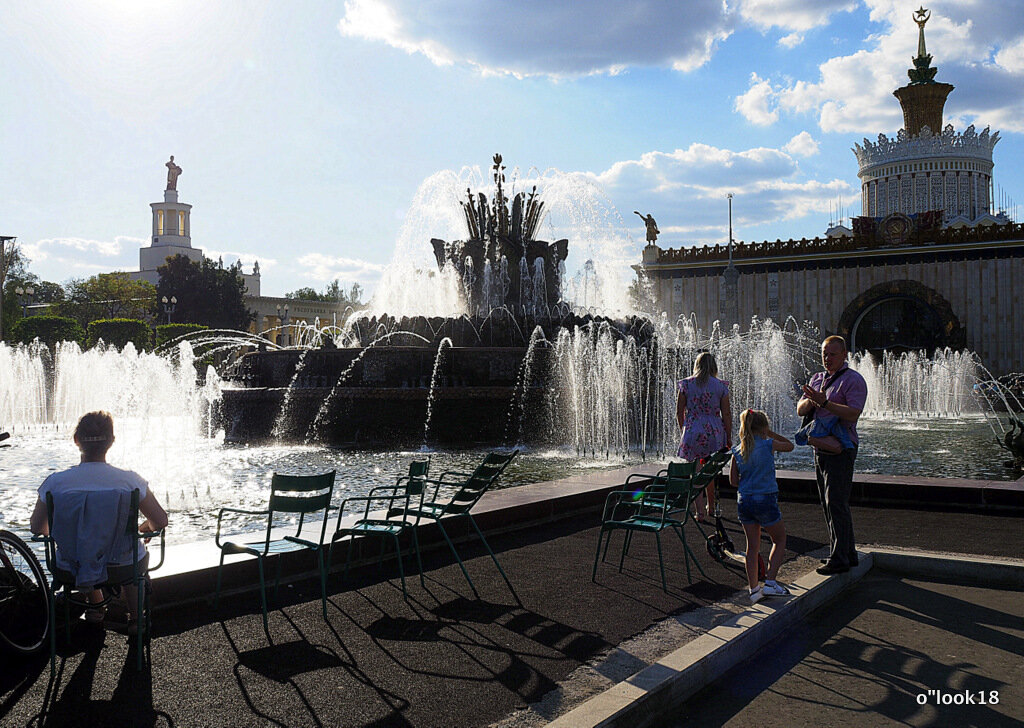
[0,530,51,655]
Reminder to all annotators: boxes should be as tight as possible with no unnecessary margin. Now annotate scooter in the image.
[704,473,765,580]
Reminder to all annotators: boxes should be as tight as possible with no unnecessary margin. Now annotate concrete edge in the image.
[866,547,1024,589]
[547,547,1024,728]
[546,554,874,728]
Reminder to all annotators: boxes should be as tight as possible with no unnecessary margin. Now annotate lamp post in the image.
[161,295,177,324]
[726,192,734,265]
[14,285,34,318]
[276,303,290,346]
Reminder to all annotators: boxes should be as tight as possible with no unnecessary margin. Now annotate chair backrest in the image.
[268,471,336,515]
[405,459,430,496]
[444,450,518,515]
[664,461,698,496]
[45,488,141,589]
[268,470,336,541]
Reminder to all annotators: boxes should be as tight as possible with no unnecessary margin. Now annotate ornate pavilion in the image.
[638,9,1022,375]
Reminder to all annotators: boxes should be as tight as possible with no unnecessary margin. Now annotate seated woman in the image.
[795,413,854,454]
[29,411,168,625]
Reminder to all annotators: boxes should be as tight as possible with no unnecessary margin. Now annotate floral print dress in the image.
[677,376,729,461]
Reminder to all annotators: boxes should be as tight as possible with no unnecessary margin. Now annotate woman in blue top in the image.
[730,408,794,604]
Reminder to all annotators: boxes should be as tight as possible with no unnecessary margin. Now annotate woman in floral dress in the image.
[677,352,732,520]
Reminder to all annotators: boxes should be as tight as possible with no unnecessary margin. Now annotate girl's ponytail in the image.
[739,408,769,461]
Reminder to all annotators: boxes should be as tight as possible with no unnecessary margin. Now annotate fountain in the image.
[1,156,1022,550]
[215,155,1024,468]
[219,155,667,447]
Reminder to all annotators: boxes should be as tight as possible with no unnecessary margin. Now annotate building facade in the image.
[130,157,349,343]
[638,10,1022,375]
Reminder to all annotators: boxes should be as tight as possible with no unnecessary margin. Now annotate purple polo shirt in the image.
[808,365,868,446]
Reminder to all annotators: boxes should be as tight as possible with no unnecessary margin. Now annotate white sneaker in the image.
[762,580,791,597]
[748,587,763,604]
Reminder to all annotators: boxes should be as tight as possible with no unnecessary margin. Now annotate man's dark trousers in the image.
[814,446,857,566]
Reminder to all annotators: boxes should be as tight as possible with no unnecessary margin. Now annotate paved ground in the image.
[1,500,1022,727]
[675,570,1024,727]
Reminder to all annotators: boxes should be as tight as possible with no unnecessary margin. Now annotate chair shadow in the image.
[28,624,172,728]
[333,584,611,705]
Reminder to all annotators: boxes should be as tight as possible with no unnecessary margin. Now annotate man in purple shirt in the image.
[797,335,867,575]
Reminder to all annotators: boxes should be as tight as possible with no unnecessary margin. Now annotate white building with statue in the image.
[638,9,1023,375]
[130,156,350,344]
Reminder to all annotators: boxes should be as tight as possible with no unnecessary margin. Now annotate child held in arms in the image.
[730,408,793,604]
[795,411,854,454]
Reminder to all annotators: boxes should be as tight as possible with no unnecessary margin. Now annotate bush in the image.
[155,323,209,348]
[87,318,153,351]
[9,316,85,348]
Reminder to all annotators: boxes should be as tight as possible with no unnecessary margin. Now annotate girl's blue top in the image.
[731,437,778,496]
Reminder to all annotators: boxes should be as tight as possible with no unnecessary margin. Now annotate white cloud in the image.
[734,73,780,125]
[739,1,1024,133]
[778,32,804,48]
[737,0,857,33]
[21,236,138,279]
[593,143,853,243]
[783,131,820,157]
[338,0,733,77]
[295,252,387,285]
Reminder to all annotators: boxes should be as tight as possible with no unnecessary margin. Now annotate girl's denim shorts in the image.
[737,492,782,527]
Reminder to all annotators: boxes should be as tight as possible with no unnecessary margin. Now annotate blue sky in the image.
[2,0,1022,303]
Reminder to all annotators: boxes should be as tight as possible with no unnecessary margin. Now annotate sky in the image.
[2,0,1023,303]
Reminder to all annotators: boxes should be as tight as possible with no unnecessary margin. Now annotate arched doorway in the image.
[837,280,965,355]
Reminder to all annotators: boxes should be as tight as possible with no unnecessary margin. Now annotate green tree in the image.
[0,242,30,340]
[285,279,365,307]
[155,255,254,330]
[627,273,658,315]
[285,286,325,301]
[58,273,156,327]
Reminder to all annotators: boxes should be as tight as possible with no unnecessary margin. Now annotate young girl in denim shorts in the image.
[730,408,794,603]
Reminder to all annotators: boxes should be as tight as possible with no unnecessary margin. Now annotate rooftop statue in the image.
[634,211,660,244]
[166,155,182,191]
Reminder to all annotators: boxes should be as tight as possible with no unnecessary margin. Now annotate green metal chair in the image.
[386,450,519,602]
[37,488,165,673]
[328,459,430,598]
[638,449,733,518]
[214,470,335,633]
[592,461,709,591]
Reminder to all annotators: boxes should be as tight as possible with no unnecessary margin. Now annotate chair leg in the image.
[411,527,425,587]
[317,548,329,621]
[655,532,667,592]
[343,535,355,582]
[256,556,269,635]
[467,515,519,604]
[132,576,152,672]
[272,554,283,600]
[435,520,478,597]
[214,552,226,610]
[601,527,613,563]
[391,534,407,598]
[592,528,606,581]
[673,523,709,583]
[618,531,629,573]
[49,584,58,678]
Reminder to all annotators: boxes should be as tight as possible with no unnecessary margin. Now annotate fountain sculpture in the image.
[431,154,569,316]
[220,155,662,447]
